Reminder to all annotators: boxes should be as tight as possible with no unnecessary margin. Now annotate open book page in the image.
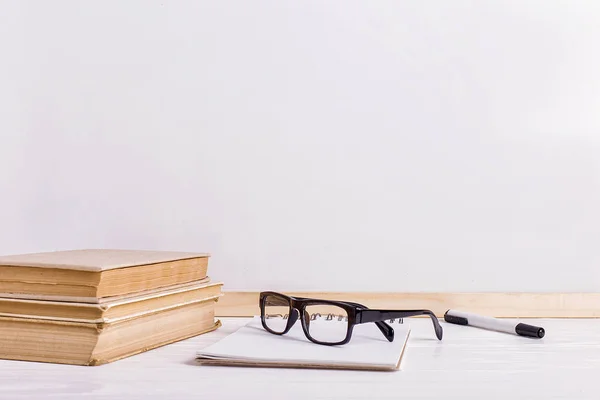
[196,316,410,371]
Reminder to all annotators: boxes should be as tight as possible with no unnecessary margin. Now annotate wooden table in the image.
[1,317,598,399]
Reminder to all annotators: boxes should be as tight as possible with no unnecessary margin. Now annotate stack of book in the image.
[0,249,222,366]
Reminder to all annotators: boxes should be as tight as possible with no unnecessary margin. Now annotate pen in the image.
[444,309,545,338]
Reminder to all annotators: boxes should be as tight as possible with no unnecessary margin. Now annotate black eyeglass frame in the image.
[259,291,443,345]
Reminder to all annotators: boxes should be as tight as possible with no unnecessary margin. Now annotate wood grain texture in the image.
[1,317,599,399]
[215,291,600,318]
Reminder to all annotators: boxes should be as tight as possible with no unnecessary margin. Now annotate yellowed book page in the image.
[0,301,221,366]
[0,281,223,323]
[0,258,209,303]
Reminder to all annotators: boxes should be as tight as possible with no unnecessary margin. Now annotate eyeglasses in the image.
[259,291,443,345]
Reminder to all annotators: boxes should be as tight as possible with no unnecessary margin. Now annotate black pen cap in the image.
[443,310,469,325]
[515,323,545,338]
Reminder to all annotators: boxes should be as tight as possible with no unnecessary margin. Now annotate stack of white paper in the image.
[196,316,410,371]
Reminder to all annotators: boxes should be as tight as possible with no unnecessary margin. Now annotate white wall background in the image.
[1,1,600,292]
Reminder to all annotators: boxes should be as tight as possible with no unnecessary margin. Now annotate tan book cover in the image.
[0,249,211,302]
[0,282,224,366]
[0,248,210,272]
[0,299,222,366]
[0,281,223,323]
[0,276,211,303]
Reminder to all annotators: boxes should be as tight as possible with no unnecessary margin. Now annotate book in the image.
[196,316,411,371]
[0,281,223,323]
[0,249,210,303]
[0,283,223,366]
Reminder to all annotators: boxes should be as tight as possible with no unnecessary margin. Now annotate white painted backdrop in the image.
[1,1,599,292]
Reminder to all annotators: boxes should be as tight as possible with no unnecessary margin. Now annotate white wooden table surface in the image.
[1,317,599,399]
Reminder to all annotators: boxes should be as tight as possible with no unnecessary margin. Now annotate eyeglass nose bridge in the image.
[285,308,300,331]
[285,307,313,331]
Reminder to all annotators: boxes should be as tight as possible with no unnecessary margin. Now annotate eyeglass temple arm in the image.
[342,301,395,342]
[358,309,443,340]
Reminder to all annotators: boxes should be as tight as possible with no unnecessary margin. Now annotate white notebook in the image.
[196,316,410,371]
